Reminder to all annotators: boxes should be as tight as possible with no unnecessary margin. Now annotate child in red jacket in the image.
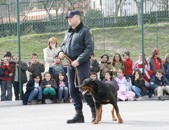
[123,51,133,78]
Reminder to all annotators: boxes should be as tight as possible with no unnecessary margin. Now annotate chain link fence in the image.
[0,0,169,60]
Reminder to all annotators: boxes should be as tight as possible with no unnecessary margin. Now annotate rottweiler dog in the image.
[80,78,123,124]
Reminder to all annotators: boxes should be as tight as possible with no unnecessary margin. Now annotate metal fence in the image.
[0,0,169,60]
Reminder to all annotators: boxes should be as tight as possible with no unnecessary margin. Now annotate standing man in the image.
[58,10,96,123]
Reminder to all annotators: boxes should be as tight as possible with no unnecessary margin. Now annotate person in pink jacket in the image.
[114,68,135,101]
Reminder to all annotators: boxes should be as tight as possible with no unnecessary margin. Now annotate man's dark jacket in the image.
[60,22,94,64]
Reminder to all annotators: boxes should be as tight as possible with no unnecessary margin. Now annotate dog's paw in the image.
[93,121,99,124]
[91,119,95,123]
[113,118,117,121]
[118,119,123,124]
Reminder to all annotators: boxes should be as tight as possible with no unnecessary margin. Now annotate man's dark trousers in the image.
[67,59,95,111]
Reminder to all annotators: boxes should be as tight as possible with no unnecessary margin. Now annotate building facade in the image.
[91,0,168,17]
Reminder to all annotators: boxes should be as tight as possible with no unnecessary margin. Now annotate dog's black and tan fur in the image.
[80,78,123,124]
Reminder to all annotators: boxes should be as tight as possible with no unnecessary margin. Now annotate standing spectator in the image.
[43,37,60,72]
[133,52,153,87]
[22,74,42,105]
[0,51,15,101]
[123,51,133,78]
[99,54,112,81]
[150,69,169,101]
[90,53,100,73]
[163,53,169,80]
[131,70,147,101]
[114,68,135,101]
[28,53,45,80]
[149,49,164,75]
[112,53,124,77]
[56,72,69,103]
[12,55,28,100]
[58,10,96,123]
[41,72,57,103]
[0,59,4,87]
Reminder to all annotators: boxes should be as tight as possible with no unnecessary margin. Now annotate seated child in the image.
[150,69,169,101]
[90,54,100,73]
[56,72,69,103]
[99,54,112,81]
[112,53,124,77]
[41,72,57,103]
[102,71,113,82]
[103,71,119,91]
[23,74,42,105]
[114,68,135,101]
[90,72,98,80]
[164,53,169,80]
[133,53,153,87]
[131,70,147,101]
[49,55,65,79]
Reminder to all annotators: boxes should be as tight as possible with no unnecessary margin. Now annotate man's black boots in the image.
[67,110,84,123]
[91,107,96,122]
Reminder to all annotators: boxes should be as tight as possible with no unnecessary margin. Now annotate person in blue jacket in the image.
[150,69,169,101]
[22,74,42,105]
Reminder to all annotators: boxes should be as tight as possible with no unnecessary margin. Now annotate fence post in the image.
[155,11,159,48]
[16,0,22,100]
[141,0,145,75]
[101,0,105,53]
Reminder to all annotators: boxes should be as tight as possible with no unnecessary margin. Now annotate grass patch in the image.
[0,23,169,61]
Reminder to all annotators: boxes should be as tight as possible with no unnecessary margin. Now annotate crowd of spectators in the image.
[0,38,169,104]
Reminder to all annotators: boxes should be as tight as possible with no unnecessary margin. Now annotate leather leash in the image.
[63,55,81,87]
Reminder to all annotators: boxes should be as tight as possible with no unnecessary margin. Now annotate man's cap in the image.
[66,10,81,18]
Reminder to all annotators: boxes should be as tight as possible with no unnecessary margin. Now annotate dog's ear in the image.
[80,78,93,87]
[93,79,103,93]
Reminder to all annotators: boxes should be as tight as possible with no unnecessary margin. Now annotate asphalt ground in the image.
[0,100,169,130]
